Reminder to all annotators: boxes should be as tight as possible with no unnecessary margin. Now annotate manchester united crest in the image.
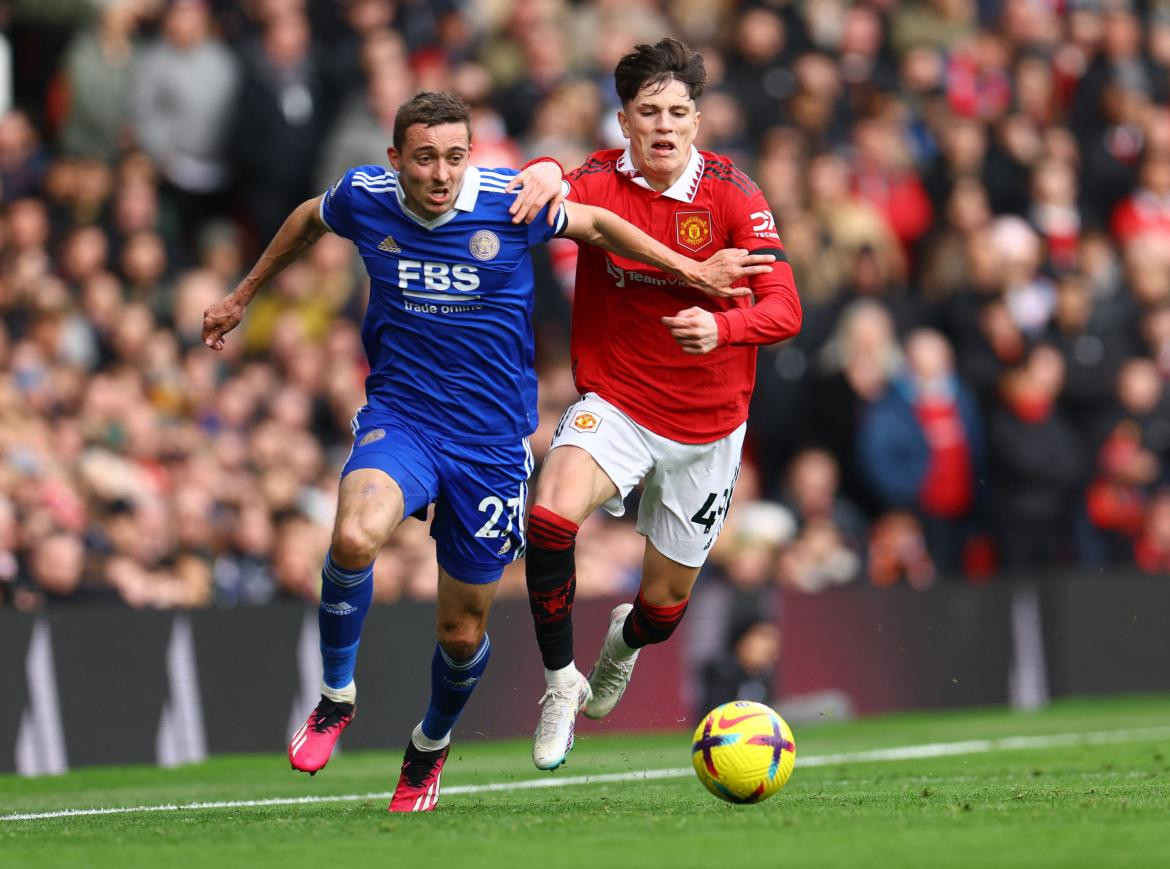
[570,412,600,433]
[676,211,712,251]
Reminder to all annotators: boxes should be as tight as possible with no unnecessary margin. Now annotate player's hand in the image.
[662,307,720,354]
[687,248,773,298]
[505,161,564,225]
[202,293,246,351]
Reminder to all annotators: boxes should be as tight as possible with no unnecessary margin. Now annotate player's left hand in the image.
[663,307,720,354]
[687,248,773,298]
[506,161,565,225]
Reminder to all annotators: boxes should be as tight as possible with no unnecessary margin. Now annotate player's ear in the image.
[387,147,402,171]
[617,109,630,139]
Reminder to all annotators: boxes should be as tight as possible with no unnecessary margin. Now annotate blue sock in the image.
[318,551,374,693]
[421,634,492,741]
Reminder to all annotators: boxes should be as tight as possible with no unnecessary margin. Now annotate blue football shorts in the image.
[342,407,534,584]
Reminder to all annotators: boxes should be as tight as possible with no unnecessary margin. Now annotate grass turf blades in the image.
[2,696,1168,868]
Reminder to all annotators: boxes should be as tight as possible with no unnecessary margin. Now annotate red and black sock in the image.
[622,590,690,649]
[525,505,579,671]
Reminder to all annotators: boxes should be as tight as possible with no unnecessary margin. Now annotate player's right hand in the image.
[202,294,246,351]
[688,248,774,298]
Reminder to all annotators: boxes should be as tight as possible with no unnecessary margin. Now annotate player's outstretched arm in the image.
[560,202,772,298]
[202,195,328,351]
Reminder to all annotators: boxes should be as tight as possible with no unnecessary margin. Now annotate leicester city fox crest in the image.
[469,230,501,261]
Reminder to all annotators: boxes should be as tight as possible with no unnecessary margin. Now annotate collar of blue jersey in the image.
[393,165,481,229]
[615,146,704,203]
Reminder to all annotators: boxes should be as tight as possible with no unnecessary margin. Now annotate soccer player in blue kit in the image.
[201,91,772,812]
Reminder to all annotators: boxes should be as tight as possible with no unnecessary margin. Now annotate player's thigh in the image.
[636,423,746,570]
[335,411,441,559]
[538,394,653,522]
[430,437,533,586]
[335,468,406,548]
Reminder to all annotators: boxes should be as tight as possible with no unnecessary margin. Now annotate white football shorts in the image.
[548,392,745,567]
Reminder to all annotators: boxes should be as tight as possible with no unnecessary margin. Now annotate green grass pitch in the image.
[3,696,1169,868]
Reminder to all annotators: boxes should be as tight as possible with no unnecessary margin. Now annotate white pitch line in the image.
[4,725,1169,823]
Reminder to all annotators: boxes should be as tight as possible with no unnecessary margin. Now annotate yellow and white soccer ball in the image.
[691,700,796,804]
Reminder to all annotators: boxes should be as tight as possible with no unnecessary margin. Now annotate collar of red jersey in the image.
[615,146,704,203]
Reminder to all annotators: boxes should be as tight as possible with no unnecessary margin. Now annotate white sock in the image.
[545,663,578,685]
[321,679,356,705]
[412,722,450,752]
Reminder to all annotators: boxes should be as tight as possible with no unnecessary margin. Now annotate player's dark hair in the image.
[613,38,706,105]
[392,91,472,151]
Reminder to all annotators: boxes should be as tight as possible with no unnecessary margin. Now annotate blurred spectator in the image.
[315,32,413,189]
[232,6,330,246]
[775,448,865,592]
[857,329,984,574]
[689,500,793,675]
[868,510,936,589]
[131,0,241,233]
[807,299,902,511]
[58,0,143,161]
[698,617,781,717]
[988,345,1085,571]
[0,110,49,201]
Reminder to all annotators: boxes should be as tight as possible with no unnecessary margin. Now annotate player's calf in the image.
[585,592,689,719]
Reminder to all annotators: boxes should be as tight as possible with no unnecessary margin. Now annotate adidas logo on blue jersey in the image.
[378,235,401,253]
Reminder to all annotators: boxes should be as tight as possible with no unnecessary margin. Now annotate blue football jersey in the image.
[320,164,567,444]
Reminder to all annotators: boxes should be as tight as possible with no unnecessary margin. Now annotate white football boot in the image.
[584,603,639,720]
[532,668,591,770]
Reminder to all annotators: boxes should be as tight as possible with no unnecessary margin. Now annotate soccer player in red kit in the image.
[505,38,803,770]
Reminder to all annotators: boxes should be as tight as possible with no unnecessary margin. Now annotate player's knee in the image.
[331,520,381,568]
[436,620,483,661]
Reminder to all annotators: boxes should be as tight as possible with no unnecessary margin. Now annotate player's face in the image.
[387,122,472,219]
[618,78,701,191]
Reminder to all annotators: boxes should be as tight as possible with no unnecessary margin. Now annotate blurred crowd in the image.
[4,0,1170,634]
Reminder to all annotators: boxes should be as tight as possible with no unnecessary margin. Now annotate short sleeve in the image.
[527,201,569,245]
[320,165,382,241]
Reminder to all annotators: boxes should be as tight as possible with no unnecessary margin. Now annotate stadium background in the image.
[3,0,1170,771]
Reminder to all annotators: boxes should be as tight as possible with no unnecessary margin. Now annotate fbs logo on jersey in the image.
[676,210,712,251]
[570,412,601,433]
[378,235,401,253]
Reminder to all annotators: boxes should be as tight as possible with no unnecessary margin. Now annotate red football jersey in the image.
[565,147,802,443]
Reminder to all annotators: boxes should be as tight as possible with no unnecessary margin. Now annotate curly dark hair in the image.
[613,37,706,105]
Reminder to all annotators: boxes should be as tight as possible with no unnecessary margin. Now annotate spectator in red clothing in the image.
[1134,488,1170,573]
[851,111,934,261]
[1029,157,1081,272]
[1111,150,1170,249]
[857,329,985,574]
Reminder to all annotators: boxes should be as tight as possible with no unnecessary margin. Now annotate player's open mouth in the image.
[427,189,450,204]
[651,142,675,154]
